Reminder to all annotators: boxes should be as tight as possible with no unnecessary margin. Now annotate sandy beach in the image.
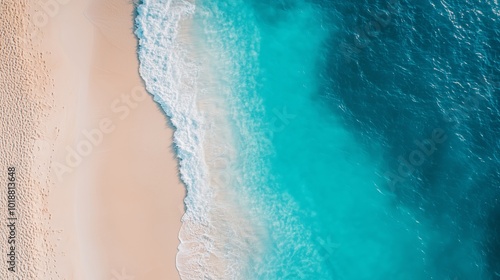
[0,1,56,278]
[1,0,185,279]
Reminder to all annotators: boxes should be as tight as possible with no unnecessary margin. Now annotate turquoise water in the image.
[136,0,500,279]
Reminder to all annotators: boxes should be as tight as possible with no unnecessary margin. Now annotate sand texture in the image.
[1,0,185,279]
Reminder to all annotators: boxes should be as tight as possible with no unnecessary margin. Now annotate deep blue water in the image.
[136,0,500,278]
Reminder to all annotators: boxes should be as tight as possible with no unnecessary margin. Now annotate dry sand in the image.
[0,1,57,278]
[1,0,185,279]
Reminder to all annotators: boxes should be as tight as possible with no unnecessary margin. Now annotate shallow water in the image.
[136,0,500,278]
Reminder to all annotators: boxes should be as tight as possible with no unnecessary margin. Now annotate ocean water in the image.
[135,0,500,279]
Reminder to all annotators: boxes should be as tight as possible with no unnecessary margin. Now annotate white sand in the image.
[1,0,185,279]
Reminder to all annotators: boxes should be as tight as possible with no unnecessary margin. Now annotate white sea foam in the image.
[134,0,325,278]
[135,0,265,278]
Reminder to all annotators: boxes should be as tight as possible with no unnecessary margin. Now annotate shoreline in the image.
[135,1,268,278]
